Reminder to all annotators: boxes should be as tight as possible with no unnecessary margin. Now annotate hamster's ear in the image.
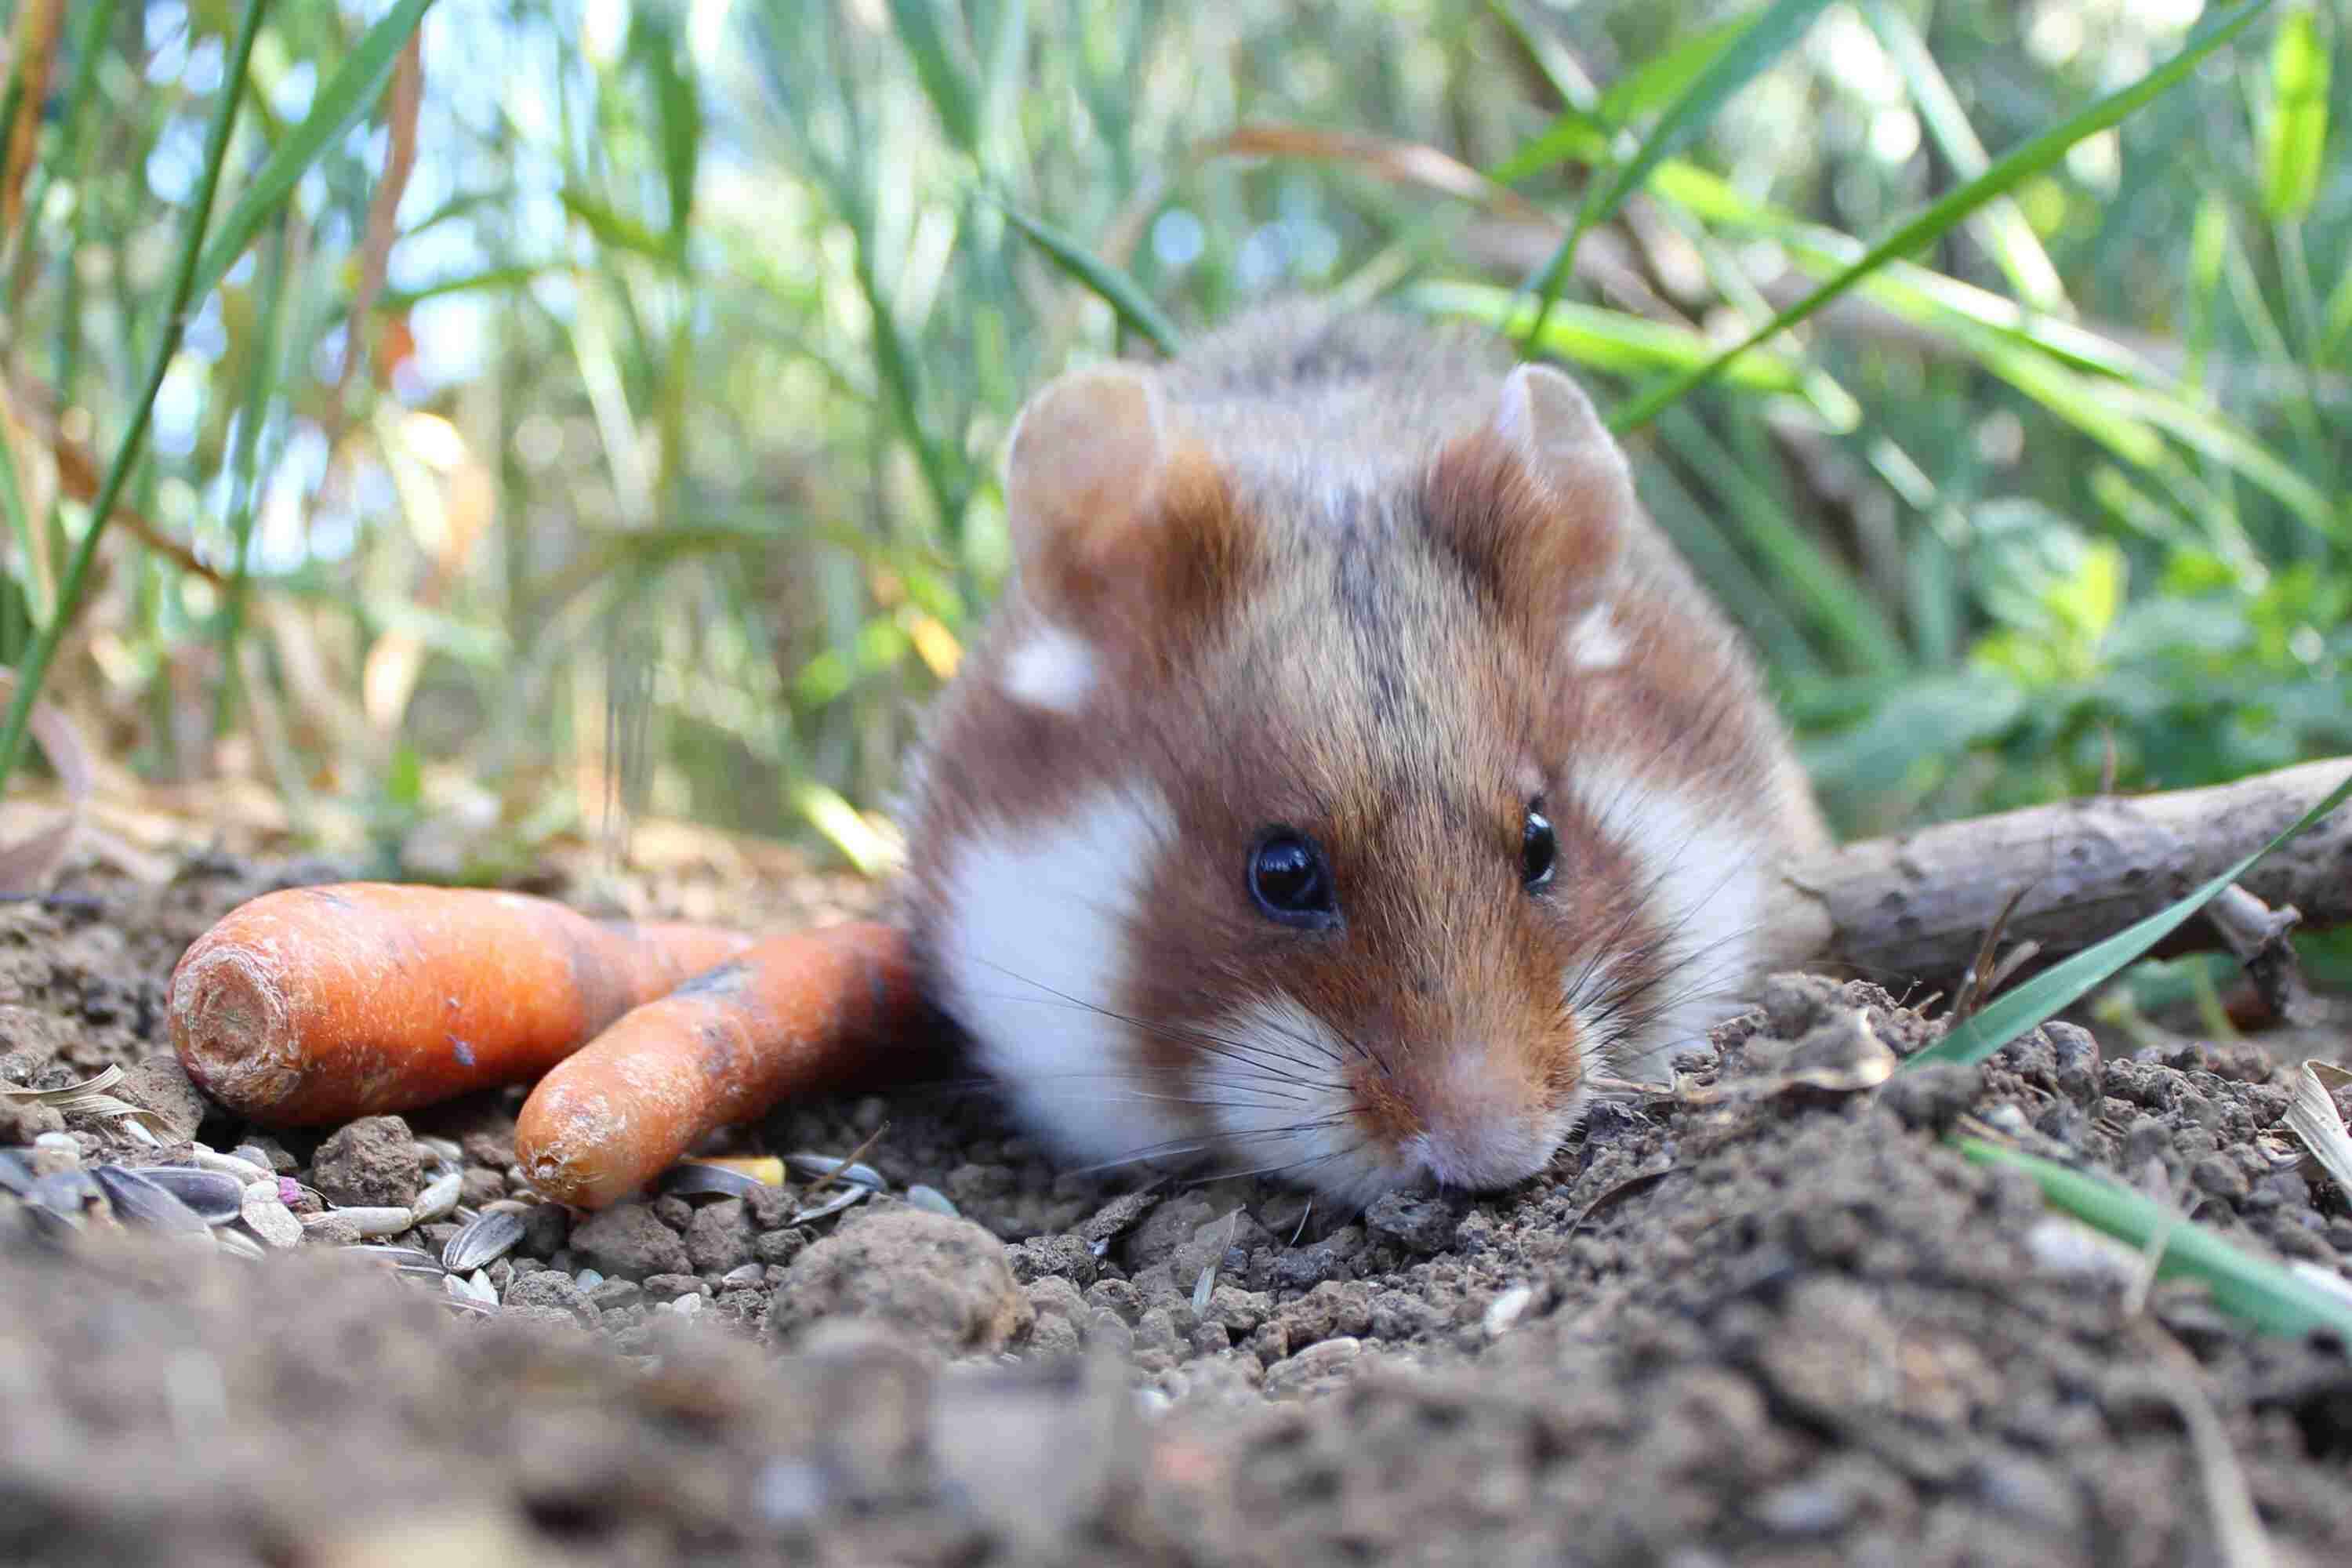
[1001,360,1247,641]
[1424,361,1632,625]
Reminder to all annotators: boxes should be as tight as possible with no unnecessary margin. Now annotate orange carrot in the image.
[512,920,944,1209]
[170,883,757,1126]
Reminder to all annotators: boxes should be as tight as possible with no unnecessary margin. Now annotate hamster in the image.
[895,301,1830,1205]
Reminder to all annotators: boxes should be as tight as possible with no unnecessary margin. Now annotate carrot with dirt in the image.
[513,920,944,1209]
[169,883,757,1125]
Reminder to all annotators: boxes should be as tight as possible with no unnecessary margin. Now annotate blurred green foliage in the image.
[0,0,2343,880]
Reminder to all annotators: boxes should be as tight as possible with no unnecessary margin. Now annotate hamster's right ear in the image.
[1000,361,1247,641]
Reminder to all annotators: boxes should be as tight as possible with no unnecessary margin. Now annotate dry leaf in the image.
[2284,1059,2352,1203]
[0,1063,177,1135]
[1191,124,1548,223]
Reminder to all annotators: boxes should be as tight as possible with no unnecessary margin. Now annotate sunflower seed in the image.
[416,1136,463,1166]
[30,1170,107,1218]
[658,1162,768,1200]
[789,1185,870,1225]
[91,1166,212,1240]
[439,1279,497,1316]
[322,1206,415,1239]
[442,1207,526,1273]
[230,1145,279,1173]
[903,1184,959,1218]
[720,1262,764,1288]
[239,1186,304,1250]
[408,1171,462,1226]
[132,1167,245,1225]
[785,1154,884,1189]
[187,1145,274,1184]
[214,1227,267,1262]
[465,1269,499,1306]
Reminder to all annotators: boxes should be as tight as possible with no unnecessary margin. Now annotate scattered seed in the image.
[443,1207,527,1273]
[230,1145,278,1173]
[187,1145,273,1185]
[658,1161,771,1200]
[903,1184,959,1217]
[789,1185,870,1225]
[213,1228,267,1262]
[416,1136,463,1166]
[240,1185,304,1250]
[129,1167,245,1225]
[720,1262,764,1289]
[1482,1283,1534,1337]
[408,1171,462,1227]
[310,1206,414,1239]
[440,1275,498,1316]
[90,1166,212,1240]
[30,1170,107,1221]
[785,1153,884,1190]
[465,1269,499,1306]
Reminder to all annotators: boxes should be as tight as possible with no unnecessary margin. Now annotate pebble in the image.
[311,1117,423,1209]
[1482,1283,1534,1337]
[314,1206,415,1239]
[720,1262,765,1289]
[1262,1336,1362,1397]
[572,1203,688,1279]
[240,1181,304,1250]
[764,1208,1033,1354]
[29,1132,81,1176]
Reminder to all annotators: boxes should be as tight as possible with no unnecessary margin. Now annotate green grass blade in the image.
[1486,112,1608,187]
[1403,280,1802,390]
[1596,13,1759,123]
[1522,0,1835,343]
[993,198,1182,356]
[0,0,270,795]
[885,0,980,154]
[560,186,682,265]
[188,0,437,308]
[632,9,702,249]
[1862,0,2070,315]
[1608,0,2277,433]
[1903,764,2352,1072]
[2259,4,2330,223]
[1958,1139,2352,1341]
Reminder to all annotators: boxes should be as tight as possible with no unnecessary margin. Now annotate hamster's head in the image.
[904,357,1780,1206]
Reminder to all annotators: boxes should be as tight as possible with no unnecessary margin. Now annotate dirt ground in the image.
[3,846,2351,1568]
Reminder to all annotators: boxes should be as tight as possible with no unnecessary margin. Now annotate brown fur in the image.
[896,301,1828,1197]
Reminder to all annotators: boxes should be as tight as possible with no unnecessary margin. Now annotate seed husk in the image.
[187,1145,274,1184]
[409,1171,463,1226]
[903,1184,959,1218]
[91,1166,214,1240]
[658,1161,769,1200]
[785,1153,884,1189]
[443,1207,527,1273]
[306,1206,413,1240]
[132,1166,245,1225]
[790,1185,870,1225]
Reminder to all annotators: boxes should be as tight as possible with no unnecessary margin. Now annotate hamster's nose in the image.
[1406,1102,1563,1192]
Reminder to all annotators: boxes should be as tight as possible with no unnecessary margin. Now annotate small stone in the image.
[1263,1336,1361,1397]
[460,1128,516,1170]
[765,1208,1033,1355]
[504,1269,600,1330]
[29,1131,82,1176]
[1363,1192,1460,1254]
[1880,1062,1980,1134]
[586,1276,643,1312]
[570,1203,690,1279]
[652,1196,694,1232]
[239,1183,303,1250]
[1027,1316,1083,1358]
[643,1272,712,1303]
[685,1198,757,1272]
[310,1116,422,1208]
[459,1168,506,1207]
[2190,1152,2250,1203]
[519,1202,569,1258]
[301,1214,363,1247]
[753,1229,807,1267]
[115,1054,208,1142]
[0,1097,64,1143]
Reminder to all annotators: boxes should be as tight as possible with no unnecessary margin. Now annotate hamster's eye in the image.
[1248,830,1338,927]
[1521,804,1556,891]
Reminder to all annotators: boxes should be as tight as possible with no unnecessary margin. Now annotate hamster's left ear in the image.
[1425,361,1635,623]
[1000,360,1247,642]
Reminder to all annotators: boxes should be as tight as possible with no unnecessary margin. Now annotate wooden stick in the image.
[1768,757,2352,988]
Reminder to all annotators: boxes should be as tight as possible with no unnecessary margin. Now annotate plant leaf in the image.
[2259,5,2330,223]
[188,0,438,307]
[993,198,1181,355]
[1608,0,2278,432]
[1403,279,1803,390]
[1523,0,1835,339]
[1901,762,2352,1071]
[1958,1138,2352,1341]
